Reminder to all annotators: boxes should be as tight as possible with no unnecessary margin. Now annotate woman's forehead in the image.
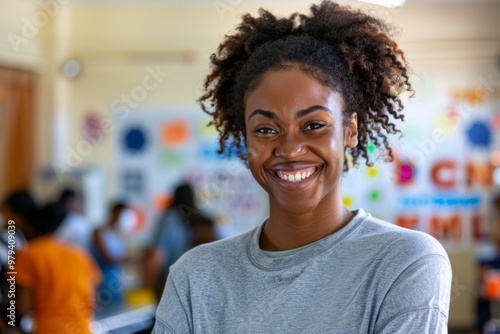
[244,68,344,113]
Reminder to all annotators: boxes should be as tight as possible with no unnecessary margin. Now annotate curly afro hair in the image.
[199,0,413,170]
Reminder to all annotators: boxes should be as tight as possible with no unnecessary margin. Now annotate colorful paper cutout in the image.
[342,196,353,208]
[452,87,486,105]
[466,121,491,149]
[366,141,378,156]
[82,112,105,144]
[123,127,147,153]
[158,149,186,168]
[368,190,380,202]
[161,120,189,147]
[153,193,173,212]
[367,166,379,178]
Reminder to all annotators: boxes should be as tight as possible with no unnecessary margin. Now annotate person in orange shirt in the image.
[16,201,101,334]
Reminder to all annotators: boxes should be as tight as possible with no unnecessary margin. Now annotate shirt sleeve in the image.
[16,250,35,288]
[376,308,448,334]
[153,269,192,334]
[375,254,452,334]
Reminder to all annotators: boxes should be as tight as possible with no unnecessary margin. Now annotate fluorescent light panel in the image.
[358,0,407,8]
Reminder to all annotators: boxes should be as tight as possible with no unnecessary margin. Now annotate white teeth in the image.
[277,169,315,183]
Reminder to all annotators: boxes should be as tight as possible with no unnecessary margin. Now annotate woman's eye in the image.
[304,123,325,131]
[256,127,277,134]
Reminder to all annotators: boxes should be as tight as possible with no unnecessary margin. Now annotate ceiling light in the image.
[358,0,407,8]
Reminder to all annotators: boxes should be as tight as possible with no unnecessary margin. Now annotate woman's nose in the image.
[274,133,307,159]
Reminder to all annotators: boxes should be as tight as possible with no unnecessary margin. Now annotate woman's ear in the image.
[345,113,358,148]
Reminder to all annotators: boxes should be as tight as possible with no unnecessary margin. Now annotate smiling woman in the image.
[244,69,357,247]
[153,1,452,333]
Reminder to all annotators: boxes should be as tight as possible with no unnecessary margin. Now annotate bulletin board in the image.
[114,83,500,251]
[341,76,500,253]
[114,108,269,245]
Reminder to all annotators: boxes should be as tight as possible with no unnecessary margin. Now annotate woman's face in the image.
[244,68,358,215]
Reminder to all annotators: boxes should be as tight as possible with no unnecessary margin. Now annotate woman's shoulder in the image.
[354,211,448,260]
[348,209,448,260]
[170,226,257,273]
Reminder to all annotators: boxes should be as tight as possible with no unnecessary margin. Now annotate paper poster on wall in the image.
[114,108,269,245]
[341,79,500,252]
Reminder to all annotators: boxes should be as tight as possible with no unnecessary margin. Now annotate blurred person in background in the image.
[190,213,217,248]
[91,202,133,306]
[0,191,32,333]
[143,182,217,301]
[54,188,93,250]
[15,201,102,334]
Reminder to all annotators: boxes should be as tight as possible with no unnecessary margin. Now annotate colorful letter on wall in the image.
[395,214,419,230]
[429,214,462,243]
[472,211,488,240]
[394,160,415,186]
[466,161,493,188]
[431,159,456,190]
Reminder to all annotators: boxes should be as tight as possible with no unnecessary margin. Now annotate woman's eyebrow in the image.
[295,105,332,119]
[247,105,332,121]
[247,109,277,121]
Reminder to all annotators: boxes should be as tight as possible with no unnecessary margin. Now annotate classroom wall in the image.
[2,1,499,193]
[0,0,41,70]
[44,0,500,199]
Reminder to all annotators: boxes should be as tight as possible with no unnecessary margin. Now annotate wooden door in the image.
[0,67,36,200]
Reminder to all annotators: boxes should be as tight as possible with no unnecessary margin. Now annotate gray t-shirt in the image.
[153,208,452,333]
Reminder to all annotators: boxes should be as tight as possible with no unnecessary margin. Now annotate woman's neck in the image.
[260,200,353,251]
